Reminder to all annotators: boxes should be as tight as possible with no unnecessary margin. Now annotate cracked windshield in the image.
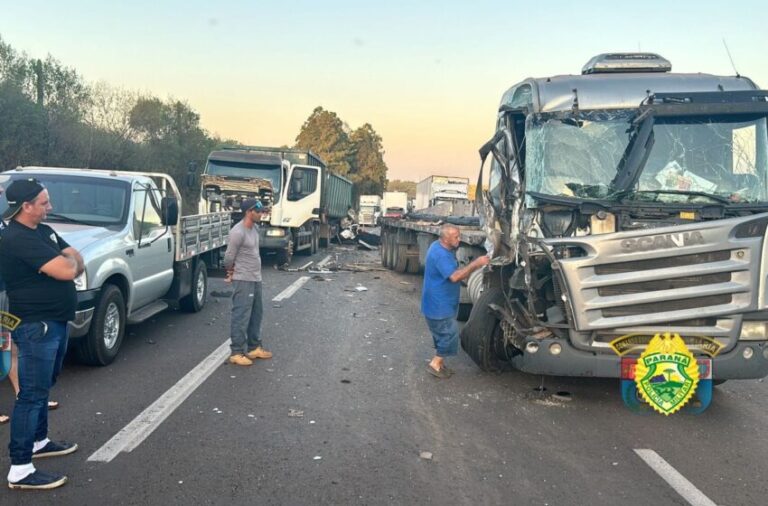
[526,114,768,204]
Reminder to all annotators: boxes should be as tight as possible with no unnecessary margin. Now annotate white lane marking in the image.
[316,255,332,269]
[88,340,231,463]
[634,449,718,506]
[272,275,310,301]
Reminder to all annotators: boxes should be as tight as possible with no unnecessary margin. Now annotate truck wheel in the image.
[380,230,388,267]
[76,284,126,366]
[384,232,395,269]
[394,244,408,273]
[460,287,507,372]
[276,238,294,266]
[180,260,207,312]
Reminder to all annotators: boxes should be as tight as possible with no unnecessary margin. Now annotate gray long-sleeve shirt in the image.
[223,221,262,282]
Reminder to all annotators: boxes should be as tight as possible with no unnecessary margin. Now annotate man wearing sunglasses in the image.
[0,178,84,490]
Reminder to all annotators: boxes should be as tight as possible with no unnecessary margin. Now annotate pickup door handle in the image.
[125,248,135,257]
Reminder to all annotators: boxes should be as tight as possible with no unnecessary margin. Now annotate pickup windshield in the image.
[525,112,768,205]
[205,160,282,203]
[0,174,130,225]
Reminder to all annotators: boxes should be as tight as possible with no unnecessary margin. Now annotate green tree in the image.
[294,106,353,176]
[349,123,387,196]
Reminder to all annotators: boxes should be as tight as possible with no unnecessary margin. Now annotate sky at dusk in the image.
[1,0,766,182]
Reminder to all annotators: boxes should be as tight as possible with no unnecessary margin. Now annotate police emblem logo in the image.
[634,332,699,415]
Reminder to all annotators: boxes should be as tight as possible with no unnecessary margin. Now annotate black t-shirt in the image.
[0,220,77,322]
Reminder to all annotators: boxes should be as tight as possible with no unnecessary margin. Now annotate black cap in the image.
[240,198,264,213]
[3,178,45,220]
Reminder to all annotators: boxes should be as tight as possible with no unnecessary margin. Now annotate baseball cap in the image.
[3,178,45,220]
[240,198,264,212]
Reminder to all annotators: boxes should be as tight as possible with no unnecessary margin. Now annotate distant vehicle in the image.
[358,194,381,226]
[198,147,353,264]
[0,167,230,365]
[380,191,408,223]
[415,175,469,210]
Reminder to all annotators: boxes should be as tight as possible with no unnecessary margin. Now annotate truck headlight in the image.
[74,271,87,291]
[739,321,768,341]
[265,229,285,237]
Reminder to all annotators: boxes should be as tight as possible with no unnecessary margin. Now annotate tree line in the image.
[0,35,388,212]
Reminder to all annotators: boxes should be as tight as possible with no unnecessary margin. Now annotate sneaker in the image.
[228,354,253,366]
[33,441,78,459]
[8,470,68,490]
[246,347,273,360]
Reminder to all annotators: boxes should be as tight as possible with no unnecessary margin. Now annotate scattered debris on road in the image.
[420,451,433,460]
[288,409,304,418]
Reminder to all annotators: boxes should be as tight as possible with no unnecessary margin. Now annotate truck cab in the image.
[464,53,768,382]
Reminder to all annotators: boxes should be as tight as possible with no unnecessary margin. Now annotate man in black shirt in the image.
[0,178,83,490]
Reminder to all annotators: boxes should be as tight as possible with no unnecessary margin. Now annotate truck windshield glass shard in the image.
[0,174,129,225]
[524,112,768,205]
[205,160,282,203]
[287,167,318,201]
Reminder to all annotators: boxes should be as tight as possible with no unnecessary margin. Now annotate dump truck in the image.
[459,52,768,388]
[199,146,353,264]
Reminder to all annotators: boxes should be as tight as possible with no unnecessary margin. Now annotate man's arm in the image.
[39,255,79,281]
[448,255,490,284]
[61,247,85,277]
[223,228,244,270]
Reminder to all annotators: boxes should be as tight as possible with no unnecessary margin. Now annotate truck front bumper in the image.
[259,229,290,250]
[510,338,768,380]
[68,289,100,338]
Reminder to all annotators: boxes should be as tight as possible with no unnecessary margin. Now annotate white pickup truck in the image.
[0,167,231,365]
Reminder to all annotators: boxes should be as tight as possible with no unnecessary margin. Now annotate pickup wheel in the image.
[76,284,125,366]
[180,260,207,312]
[460,287,508,372]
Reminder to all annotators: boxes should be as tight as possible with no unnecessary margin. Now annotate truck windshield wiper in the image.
[609,109,655,193]
[46,213,94,225]
[614,189,732,205]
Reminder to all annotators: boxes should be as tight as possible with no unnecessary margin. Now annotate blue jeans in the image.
[9,321,68,465]
[230,281,263,355]
[425,317,460,357]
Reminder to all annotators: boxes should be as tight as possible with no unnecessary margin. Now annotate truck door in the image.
[128,181,175,310]
[282,165,321,226]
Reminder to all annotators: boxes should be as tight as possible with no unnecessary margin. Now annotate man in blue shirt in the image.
[421,225,489,378]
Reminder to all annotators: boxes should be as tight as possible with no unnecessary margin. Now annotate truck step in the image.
[127,301,169,325]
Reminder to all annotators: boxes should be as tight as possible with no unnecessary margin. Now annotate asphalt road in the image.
[1,244,767,505]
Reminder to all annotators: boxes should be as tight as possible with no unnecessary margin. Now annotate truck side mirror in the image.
[161,196,179,226]
[184,172,197,189]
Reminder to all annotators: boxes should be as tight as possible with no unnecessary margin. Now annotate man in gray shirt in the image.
[223,198,273,366]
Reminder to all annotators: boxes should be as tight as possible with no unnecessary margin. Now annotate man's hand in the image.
[449,254,490,284]
[62,247,85,277]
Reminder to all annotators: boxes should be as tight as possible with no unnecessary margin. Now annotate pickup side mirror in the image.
[184,172,198,189]
[161,196,179,226]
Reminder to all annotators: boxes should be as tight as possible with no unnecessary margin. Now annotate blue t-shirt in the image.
[421,240,460,319]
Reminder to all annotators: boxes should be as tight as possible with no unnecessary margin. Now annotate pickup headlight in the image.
[265,228,286,237]
[740,321,768,341]
[74,271,87,291]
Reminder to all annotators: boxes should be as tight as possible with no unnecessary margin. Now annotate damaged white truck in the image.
[462,53,768,387]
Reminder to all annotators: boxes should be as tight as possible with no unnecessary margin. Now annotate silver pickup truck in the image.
[0,167,230,365]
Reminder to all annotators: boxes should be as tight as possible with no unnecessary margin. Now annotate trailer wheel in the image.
[180,260,207,312]
[385,231,396,269]
[380,230,388,267]
[394,244,408,273]
[460,287,508,372]
[76,284,126,366]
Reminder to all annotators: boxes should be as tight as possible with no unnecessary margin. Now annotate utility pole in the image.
[34,59,44,105]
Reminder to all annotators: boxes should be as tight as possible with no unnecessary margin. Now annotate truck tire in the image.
[385,231,395,269]
[180,260,207,312]
[380,230,389,267]
[311,225,319,254]
[276,237,294,266]
[460,287,507,372]
[76,284,126,366]
[394,244,408,273]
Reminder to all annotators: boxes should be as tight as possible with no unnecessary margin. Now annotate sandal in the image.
[0,414,9,425]
[48,401,59,410]
[426,364,451,379]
